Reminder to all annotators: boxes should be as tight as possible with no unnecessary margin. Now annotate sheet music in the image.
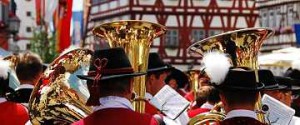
[149,85,190,120]
[262,94,295,125]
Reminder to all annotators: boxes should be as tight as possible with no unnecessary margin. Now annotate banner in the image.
[71,11,83,45]
[56,0,72,52]
[44,0,58,23]
[294,24,300,46]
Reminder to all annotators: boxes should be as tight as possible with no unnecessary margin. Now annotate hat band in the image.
[264,84,280,89]
[88,67,134,76]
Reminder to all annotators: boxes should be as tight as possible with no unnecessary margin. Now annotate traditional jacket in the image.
[219,110,266,125]
[13,84,34,105]
[188,102,214,118]
[145,92,160,115]
[72,96,158,125]
[0,98,29,125]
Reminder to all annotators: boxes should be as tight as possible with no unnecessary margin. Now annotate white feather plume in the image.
[202,51,231,85]
[0,60,10,79]
[292,60,300,70]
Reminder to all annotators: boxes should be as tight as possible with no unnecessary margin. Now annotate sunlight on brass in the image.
[29,49,93,124]
[186,70,200,101]
[187,28,274,124]
[188,111,226,125]
[93,20,166,113]
[3,54,19,70]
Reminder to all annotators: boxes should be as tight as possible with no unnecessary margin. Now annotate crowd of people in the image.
[1,47,300,125]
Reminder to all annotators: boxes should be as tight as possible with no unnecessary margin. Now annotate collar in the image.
[0,97,7,104]
[93,96,133,112]
[225,109,257,120]
[15,84,34,90]
[145,92,153,100]
[200,102,214,109]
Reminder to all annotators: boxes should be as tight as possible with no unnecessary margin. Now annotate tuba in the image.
[187,28,274,124]
[92,20,166,113]
[28,49,93,124]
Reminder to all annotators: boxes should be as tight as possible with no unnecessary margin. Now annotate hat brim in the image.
[147,66,173,73]
[77,72,146,81]
[263,84,287,91]
[291,79,300,91]
[216,82,265,91]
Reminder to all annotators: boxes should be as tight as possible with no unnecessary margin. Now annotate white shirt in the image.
[200,102,214,109]
[225,109,257,120]
[93,96,133,112]
[145,92,153,100]
[0,97,7,104]
[15,84,34,90]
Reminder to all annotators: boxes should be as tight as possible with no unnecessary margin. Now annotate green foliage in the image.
[30,29,58,63]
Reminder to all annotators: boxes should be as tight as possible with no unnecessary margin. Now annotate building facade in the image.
[257,0,300,52]
[256,0,300,75]
[15,0,37,52]
[85,0,259,70]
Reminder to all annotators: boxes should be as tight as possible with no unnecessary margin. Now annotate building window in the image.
[269,9,276,27]
[261,9,268,27]
[191,29,205,42]
[165,29,178,48]
[26,11,31,17]
[287,5,294,26]
[209,30,222,37]
[26,27,32,32]
[276,7,281,28]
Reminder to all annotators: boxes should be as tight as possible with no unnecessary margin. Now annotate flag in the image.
[56,0,73,52]
[0,0,10,5]
[294,24,300,46]
[71,11,83,45]
[71,0,83,45]
[35,0,43,25]
[44,0,58,23]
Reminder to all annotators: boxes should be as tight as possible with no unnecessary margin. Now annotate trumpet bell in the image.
[28,49,93,124]
[188,28,274,69]
[93,20,166,113]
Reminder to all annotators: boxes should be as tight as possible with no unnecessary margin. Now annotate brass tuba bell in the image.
[187,28,274,124]
[28,49,93,124]
[92,20,166,113]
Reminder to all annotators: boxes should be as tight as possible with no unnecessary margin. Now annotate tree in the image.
[30,28,57,63]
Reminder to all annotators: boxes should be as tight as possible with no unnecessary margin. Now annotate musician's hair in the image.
[16,51,43,82]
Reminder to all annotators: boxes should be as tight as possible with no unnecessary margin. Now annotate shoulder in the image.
[188,108,210,118]
[74,108,158,125]
[220,117,266,125]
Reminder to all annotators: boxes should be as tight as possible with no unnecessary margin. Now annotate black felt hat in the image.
[275,76,300,91]
[147,53,173,73]
[215,68,264,91]
[77,48,146,81]
[258,69,287,90]
[284,68,300,80]
[165,68,189,88]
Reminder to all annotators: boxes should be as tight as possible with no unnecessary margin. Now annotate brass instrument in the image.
[186,70,200,101]
[28,49,93,124]
[3,54,20,90]
[188,112,225,125]
[93,20,166,113]
[187,28,274,124]
[3,54,19,70]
